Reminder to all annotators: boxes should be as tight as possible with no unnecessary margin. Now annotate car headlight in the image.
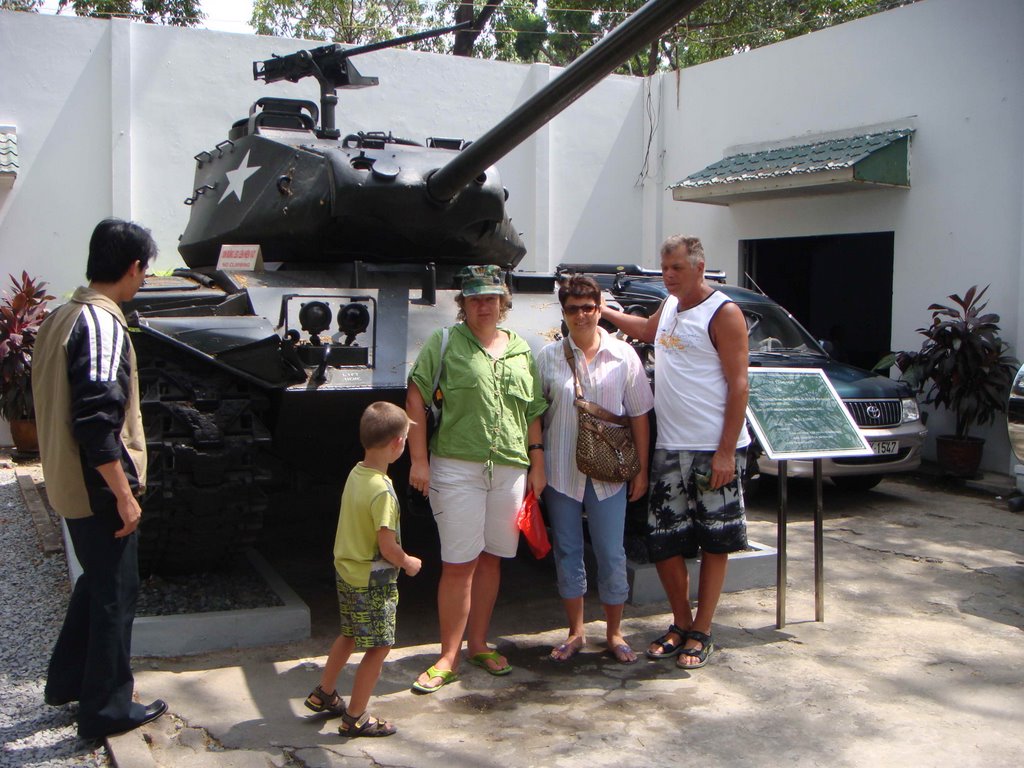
[901,397,921,423]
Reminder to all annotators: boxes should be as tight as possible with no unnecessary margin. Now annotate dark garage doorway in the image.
[740,232,895,372]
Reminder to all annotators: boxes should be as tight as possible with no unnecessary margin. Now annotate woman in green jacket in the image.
[406,264,547,693]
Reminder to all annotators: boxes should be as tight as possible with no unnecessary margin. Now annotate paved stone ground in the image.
[107,474,1022,768]
[0,459,110,767]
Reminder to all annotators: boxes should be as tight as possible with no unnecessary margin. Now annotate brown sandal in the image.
[304,685,346,716]
[338,711,397,738]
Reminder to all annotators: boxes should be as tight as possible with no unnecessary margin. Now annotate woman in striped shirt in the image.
[536,275,653,664]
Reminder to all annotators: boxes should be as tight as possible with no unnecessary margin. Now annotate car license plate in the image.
[872,441,898,455]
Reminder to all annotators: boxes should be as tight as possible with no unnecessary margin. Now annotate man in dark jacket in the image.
[33,219,166,740]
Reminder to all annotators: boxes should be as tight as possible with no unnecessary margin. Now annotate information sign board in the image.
[746,368,872,460]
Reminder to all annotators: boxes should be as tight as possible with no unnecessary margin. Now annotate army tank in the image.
[127,0,707,574]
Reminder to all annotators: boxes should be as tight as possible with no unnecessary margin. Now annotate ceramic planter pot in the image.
[9,418,38,455]
[935,435,984,478]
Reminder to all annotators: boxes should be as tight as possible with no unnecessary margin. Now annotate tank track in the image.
[135,341,273,575]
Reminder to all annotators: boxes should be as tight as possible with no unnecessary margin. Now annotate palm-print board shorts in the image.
[645,448,748,561]
[336,574,398,649]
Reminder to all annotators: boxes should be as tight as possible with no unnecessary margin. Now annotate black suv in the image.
[557,265,926,491]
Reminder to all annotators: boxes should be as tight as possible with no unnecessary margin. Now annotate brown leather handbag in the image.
[563,340,640,483]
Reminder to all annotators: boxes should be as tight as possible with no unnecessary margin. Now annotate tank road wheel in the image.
[136,349,273,575]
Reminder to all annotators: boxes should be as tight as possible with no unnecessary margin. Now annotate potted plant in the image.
[884,285,1019,477]
[0,272,54,454]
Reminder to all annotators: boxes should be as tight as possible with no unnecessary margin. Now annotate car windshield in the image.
[740,303,825,356]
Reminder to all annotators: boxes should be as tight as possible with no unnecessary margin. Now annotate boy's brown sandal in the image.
[338,711,397,738]
[304,685,347,716]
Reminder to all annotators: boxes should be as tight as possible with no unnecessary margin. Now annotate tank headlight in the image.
[901,397,920,423]
[298,301,332,338]
[338,302,370,337]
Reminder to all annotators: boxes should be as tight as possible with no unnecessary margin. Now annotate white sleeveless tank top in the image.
[653,290,751,451]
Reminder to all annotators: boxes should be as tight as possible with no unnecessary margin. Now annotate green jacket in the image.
[410,323,547,468]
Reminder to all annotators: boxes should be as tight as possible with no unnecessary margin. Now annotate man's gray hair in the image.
[660,235,704,267]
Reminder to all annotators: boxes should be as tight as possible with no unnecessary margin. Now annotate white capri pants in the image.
[428,456,527,564]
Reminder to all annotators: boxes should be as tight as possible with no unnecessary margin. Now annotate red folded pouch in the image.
[516,489,551,559]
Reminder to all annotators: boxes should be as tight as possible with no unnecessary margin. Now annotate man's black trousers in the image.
[45,502,146,739]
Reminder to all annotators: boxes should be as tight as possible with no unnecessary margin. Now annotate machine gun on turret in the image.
[253,22,471,139]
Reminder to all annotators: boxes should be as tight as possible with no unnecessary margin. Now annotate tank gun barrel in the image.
[328,21,472,61]
[427,0,706,203]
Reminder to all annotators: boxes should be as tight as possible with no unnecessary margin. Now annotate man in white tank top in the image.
[600,235,750,670]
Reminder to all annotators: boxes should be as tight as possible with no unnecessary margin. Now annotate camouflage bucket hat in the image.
[457,265,506,297]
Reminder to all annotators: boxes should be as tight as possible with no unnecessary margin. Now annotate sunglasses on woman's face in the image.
[563,304,598,316]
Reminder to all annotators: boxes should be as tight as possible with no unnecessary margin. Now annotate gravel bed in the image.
[137,560,283,616]
[0,465,109,767]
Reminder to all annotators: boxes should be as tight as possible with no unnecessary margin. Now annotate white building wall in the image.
[656,0,1024,471]
[0,15,113,297]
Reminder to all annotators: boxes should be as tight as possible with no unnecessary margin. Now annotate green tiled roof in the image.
[672,128,914,205]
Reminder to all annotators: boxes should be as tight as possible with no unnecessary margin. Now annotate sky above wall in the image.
[38,0,257,35]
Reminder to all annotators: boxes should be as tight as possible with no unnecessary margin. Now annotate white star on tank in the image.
[222,150,260,203]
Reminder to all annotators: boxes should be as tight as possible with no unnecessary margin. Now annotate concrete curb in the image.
[627,539,777,604]
[15,469,62,554]
[132,550,310,657]
[107,728,157,768]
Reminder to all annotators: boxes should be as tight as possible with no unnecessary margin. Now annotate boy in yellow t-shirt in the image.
[303,401,421,738]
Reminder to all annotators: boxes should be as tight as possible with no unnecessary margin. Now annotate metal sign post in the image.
[814,458,825,622]
[747,368,871,628]
[776,459,788,628]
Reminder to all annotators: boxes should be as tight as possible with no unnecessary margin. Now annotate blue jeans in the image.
[543,481,629,606]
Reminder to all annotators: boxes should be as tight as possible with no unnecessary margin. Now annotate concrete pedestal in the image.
[626,540,777,605]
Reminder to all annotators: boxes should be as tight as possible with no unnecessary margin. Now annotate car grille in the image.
[844,399,902,428]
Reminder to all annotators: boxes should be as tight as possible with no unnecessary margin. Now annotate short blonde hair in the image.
[360,401,411,450]
[454,287,513,323]
[661,235,704,267]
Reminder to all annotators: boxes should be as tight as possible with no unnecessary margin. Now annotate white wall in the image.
[0,14,112,300]
[656,0,1024,471]
[0,11,646,297]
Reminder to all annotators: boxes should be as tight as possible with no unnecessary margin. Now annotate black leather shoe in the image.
[137,699,168,729]
[79,699,168,740]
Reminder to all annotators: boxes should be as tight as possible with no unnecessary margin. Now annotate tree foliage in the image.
[51,0,203,26]
[252,0,425,44]
[272,1,918,74]
[7,0,920,68]
[0,0,44,12]
[462,0,922,75]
